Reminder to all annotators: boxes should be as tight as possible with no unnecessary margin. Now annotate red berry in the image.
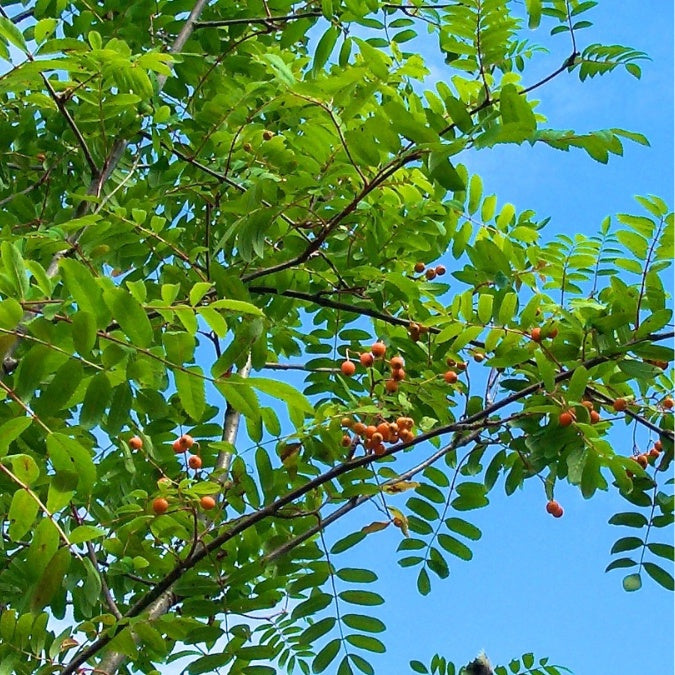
[425,268,437,280]
[353,422,367,436]
[341,360,356,376]
[179,434,194,449]
[654,440,663,452]
[152,497,169,515]
[188,455,202,470]
[548,326,559,339]
[390,356,405,370]
[414,262,425,273]
[371,342,387,358]
[530,327,542,343]
[636,454,648,468]
[546,500,563,518]
[385,379,399,393]
[444,370,458,384]
[391,368,405,381]
[434,265,446,276]
[664,397,674,410]
[341,434,352,447]
[173,439,187,454]
[129,436,143,450]
[200,496,216,510]
[359,352,374,367]
[612,398,627,412]
[648,447,660,459]
[558,411,574,427]
[590,410,601,424]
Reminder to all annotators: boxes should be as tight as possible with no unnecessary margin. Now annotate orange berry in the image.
[129,436,143,450]
[399,429,414,443]
[200,496,216,510]
[558,411,574,427]
[188,455,202,470]
[396,416,413,430]
[365,425,377,439]
[636,454,648,468]
[590,410,601,424]
[664,397,674,410]
[372,432,384,444]
[390,355,405,370]
[385,379,399,393]
[376,423,391,441]
[173,439,187,453]
[414,262,426,273]
[425,268,437,280]
[179,434,195,449]
[391,368,406,381]
[444,370,458,384]
[446,358,457,367]
[654,440,663,451]
[648,447,660,459]
[455,361,467,371]
[341,417,353,428]
[353,422,367,436]
[473,352,485,362]
[341,434,352,447]
[435,265,446,276]
[152,497,169,515]
[341,360,356,376]
[388,423,399,435]
[373,443,386,456]
[582,400,594,410]
[612,398,627,412]
[371,341,387,358]
[545,499,559,515]
[530,327,542,343]
[359,352,374,367]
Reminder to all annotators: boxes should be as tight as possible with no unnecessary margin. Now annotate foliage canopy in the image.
[0,0,672,673]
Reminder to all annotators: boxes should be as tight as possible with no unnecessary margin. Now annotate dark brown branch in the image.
[195,11,322,28]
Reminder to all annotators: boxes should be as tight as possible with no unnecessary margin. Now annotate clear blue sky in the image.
[320,3,674,674]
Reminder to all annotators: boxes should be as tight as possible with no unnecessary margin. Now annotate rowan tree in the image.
[0,1,672,674]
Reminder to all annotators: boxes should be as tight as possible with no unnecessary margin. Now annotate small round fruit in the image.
[612,398,627,412]
[262,130,274,141]
[200,496,216,510]
[341,360,356,376]
[636,454,648,468]
[530,327,542,343]
[36,152,46,161]
[664,397,674,410]
[353,422,367,436]
[373,443,386,456]
[359,352,374,367]
[396,416,413,430]
[552,505,564,518]
[435,265,446,276]
[409,324,420,342]
[654,440,663,452]
[243,142,253,152]
[473,352,485,362]
[371,342,387,358]
[188,455,203,470]
[371,432,384,444]
[648,447,660,459]
[414,262,425,273]
[341,417,353,428]
[391,368,406,382]
[558,411,574,427]
[173,439,187,454]
[446,357,457,367]
[590,410,601,424]
[399,429,414,443]
[545,499,560,515]
[385,379,399,393]
[444,370,458,384]
[129,436,143,450]
[425,268,437,280]
[179,434,195,449]
[390,355,405,370]
[152,497,169,515]
[365,425,377,439]
[376,423,391,441]
[341,434,352,447]
[455,361,467,371]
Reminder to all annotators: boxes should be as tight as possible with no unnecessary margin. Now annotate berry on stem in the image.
[612,398,627,412]
[558,411,574,427]
[530,327,542,343]
[664,397,674,410]
[372,341,387,358]
[200,496,216,510]
[414,262,425,273]
[129,436,143,450]
[390,356,405,370]
[545,500,564,518]
[385,379,398,393]
[435,265,446,276]
[444,370,458,384]
[152,497,169,515]
[188,455,202,470]
[359,352,374,367]
[590,410,601,424]
[341,360,356,376]
[425,268,437,280]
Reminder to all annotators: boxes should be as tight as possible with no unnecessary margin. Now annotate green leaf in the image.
[443,96,474,133]
[1,241,29,298]
[80,373,113,429]
[0,418,32,458]
[249,377,313,415]
[59,259,108,326]
[342,614,386,633]
[300,617,336,645]
[175,366,206,420]
[428,151,465,191]
[437,534,473,560]
[30,547,71,612]
[416,567,431,595]
[0,17,27,51]
[103,286,154,348]
[610,536,643,554]
[3,454,39,485]
[525,0,542,28]
[445,517,482,541]
[643,562,674,590]
[646,543,674,561]
[566,365,588,403]
[290,592,332,621]
[46,433,96,494]
[8,489,39,541]
[608,512,648,528]
[69,525,106,545]
[338,590,384,606]
[313,26,339,73]
[336,568,378,583]
[313,638,341,673]
[346,634,386,653]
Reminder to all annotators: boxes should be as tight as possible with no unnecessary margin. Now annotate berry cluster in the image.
[414,261,446,280]
[341,416,416,456]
